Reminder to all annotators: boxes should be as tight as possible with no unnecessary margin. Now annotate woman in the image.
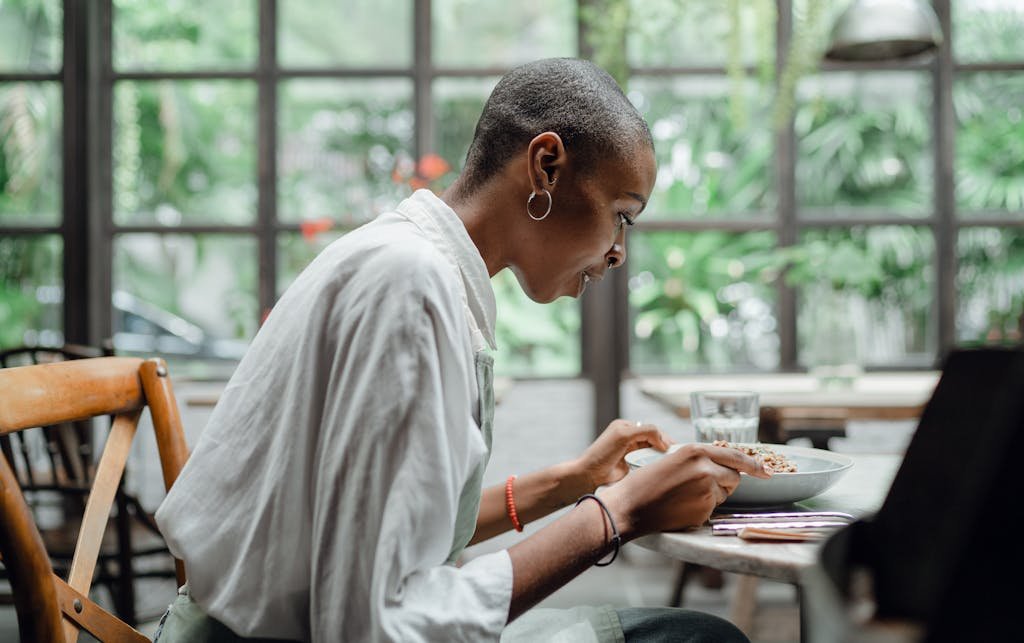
[154,57,769,643]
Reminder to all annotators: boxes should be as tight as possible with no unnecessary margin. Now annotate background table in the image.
[637,373,938,446]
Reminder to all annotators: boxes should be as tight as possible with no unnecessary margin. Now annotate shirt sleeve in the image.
[307,265,513,643]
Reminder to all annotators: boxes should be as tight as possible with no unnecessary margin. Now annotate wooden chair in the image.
[0,345,181,626]
[0,356,189,642]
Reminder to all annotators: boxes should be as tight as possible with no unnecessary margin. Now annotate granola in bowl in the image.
[712,440,799,473]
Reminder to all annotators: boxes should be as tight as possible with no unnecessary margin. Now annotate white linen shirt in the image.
[155,190,513,642]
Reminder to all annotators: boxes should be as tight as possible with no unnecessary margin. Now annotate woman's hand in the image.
[574,419,674,491]
[602,443,771,540]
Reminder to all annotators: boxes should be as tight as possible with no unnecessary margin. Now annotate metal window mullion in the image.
[413,0,433,160]
[111,68,419,81]
[110,225,263,234]
[257,0,278,316]
[956,216,1024,228]
[2,226,63,235]
[89,0,114,348]
[0,73,61,81]
[633,219,778,232]
[954,61,1024,72]
[775,0,798,371]
[797,215,939,228]
[62,0,90,345]
[934,0,956,364]
[629,59,932,77]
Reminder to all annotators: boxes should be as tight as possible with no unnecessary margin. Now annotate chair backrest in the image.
[0,345,107,523]
[0,357,190,643]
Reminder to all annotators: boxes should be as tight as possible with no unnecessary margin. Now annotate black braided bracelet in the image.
[575,493,621,567]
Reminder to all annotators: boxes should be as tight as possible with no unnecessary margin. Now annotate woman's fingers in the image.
[660,442,767,477]
[617,420,672,452]
[701,444,773,479]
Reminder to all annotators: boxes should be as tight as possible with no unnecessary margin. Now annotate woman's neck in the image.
[441,177,523,278]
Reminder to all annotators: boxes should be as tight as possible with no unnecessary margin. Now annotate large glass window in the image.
[432,0,576,68]
[628,0,774,69]
[630,75,775,220]
[953,0,1024,358]
[624,0,1022,376]
[3,1,1023,393]
[278,79,414,224]
[0,0,62,71]
[629,231,779,372]
[953,0,1024,63]
[431,77,496,179]
[278,0,413,68]
[956,227,1024,344]
[954,72,1024,217]
[796,72,933,218]
[794,226,935,369]
[0,0,63,350]
[112,0,257,71]
[0,82,61,225]
[0,235,62,347]
[113,81,257,225]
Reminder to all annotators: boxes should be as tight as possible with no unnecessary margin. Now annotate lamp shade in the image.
[825,0,943,61]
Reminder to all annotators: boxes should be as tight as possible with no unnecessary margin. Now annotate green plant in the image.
[744,226,936,367]
[629,231,779,371]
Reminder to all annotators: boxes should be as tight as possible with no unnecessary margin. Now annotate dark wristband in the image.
[575,493,621,567]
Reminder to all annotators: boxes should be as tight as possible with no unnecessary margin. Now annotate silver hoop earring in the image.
[527,189,553,221]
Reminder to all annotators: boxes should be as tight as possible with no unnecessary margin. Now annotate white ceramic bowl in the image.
[624,443,854,507]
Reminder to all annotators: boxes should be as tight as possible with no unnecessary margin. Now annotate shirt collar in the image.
[394,189,497,350]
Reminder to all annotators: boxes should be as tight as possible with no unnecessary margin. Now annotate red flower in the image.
[300,217,334,241]
[417,153,450,181]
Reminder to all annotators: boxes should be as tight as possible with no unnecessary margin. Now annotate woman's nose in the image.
[606,242,626,269]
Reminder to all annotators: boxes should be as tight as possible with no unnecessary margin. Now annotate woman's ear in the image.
[527,131,565,193]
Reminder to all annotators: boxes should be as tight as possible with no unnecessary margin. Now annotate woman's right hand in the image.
[601,443,771,539]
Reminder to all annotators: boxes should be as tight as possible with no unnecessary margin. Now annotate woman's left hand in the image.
[575,419,674,490]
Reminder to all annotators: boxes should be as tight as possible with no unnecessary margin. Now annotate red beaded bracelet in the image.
[505,474,523,532]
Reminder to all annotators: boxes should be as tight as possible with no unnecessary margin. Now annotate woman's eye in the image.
[617,213,635,230]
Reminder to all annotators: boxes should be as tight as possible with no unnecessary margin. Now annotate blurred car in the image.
[111,290,249,362]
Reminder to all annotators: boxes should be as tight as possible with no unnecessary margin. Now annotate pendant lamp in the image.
[825,0,943,61]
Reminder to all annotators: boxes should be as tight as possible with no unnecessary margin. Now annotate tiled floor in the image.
[1,378,913,642]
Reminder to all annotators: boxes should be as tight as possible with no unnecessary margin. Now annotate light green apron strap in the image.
[447,350,495,562]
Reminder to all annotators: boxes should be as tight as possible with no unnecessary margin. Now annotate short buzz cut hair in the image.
[457,58,653,196]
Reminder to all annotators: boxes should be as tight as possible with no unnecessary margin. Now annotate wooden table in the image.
[637,372,939,446]
[630,454,903,639]
[631,453,901,584]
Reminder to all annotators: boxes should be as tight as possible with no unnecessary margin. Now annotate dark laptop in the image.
[816,347,1024,641]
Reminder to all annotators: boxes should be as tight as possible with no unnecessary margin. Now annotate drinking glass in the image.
[690,391,760,444]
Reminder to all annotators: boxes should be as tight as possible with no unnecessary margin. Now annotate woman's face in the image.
[512,143,657,303]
